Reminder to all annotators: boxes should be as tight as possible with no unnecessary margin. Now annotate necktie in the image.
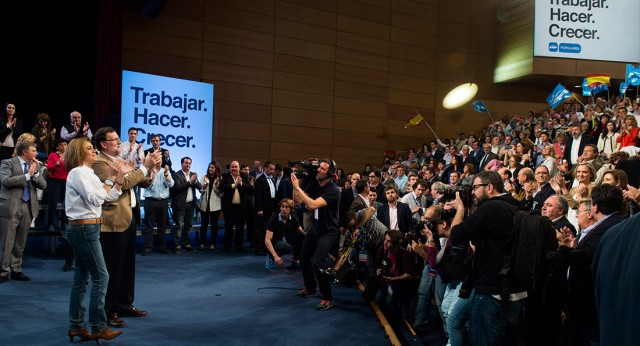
[480,154,488,167]
[23,163,30,202]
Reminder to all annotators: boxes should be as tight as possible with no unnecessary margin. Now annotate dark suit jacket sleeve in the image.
[400,203,414,234]
[170,171,189,195]
[254,176,268,212]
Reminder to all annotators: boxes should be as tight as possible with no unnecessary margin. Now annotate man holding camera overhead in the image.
[291,159,340,311]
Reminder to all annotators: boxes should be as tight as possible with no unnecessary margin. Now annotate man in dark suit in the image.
[274,164,293,201]
[93,126,160,327]
[525,165,556,214]
[558,184,626,345]
[170,157,202,253]
[563,125,595,169]
[0,141,46,283]
[460,144,476,168]
[220,160,252,252]
[593,202,640,346]
[429,141,444,161]
[477,143,498,172]
[367,169,386,203]
[349,179,369,213]
[144,134,172,170]
[253,161,277,254]
[339,172,360,229]
[542,195,576,236]
[376,185,414,236]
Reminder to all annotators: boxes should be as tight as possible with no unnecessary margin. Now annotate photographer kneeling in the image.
[375,230,413,331]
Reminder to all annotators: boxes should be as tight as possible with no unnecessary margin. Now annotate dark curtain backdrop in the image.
[94,0,124,132]
[0,1,99,133]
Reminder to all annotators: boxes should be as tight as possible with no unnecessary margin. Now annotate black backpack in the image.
[498,204,559,297]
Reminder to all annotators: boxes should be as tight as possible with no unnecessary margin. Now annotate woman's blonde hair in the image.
[65,137,91,171]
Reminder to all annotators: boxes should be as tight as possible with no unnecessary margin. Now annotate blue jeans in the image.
[441,281,462,334]
[67,224,109,333]
[173,202,194,246]
[414,266,445,327]
[447,289,474,346]
[471,293,525,346]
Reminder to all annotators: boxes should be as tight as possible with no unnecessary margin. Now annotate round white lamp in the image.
[442,83,478,109]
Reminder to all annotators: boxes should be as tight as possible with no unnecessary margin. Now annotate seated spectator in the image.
[31,113,56,161]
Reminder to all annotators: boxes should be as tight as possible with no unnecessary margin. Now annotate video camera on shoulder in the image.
[288,159,320,180]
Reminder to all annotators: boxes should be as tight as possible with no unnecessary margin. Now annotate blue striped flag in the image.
[620,82,628,96]
[581,78,591,97]
[546,83,572,108]
[472,100,488,113]
[626,64,640,86]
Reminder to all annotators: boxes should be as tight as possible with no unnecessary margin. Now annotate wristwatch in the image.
[105,178,115,187]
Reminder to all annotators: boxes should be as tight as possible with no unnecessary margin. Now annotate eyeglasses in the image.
[368,175,376,178]
[472,183,489,190]
[578,209,591,215]
[105,137,121,142]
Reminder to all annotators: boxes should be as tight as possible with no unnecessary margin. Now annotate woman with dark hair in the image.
[31,113,57,160]
[442,155,463,184]
[616,115,639,149]
[0,102,23,161]
[198,161,222,252]
[65,136,129,343]
[597,121,620,159]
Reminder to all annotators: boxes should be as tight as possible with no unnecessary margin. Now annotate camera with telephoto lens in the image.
[443,185,473,206]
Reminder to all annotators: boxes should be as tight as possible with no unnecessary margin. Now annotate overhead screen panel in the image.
[534,0,640,63]
[121,70,214,179]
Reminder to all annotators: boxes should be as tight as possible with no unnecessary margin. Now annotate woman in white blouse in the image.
[198,161,222,252]
[597,121,620,159]
[65,137,130,343]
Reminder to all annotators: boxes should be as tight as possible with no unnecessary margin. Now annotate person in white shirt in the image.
[119,127,144,166]
[65,136,129,343]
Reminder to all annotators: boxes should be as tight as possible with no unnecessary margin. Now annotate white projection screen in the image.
[121,70,214,179]
[534,0,640,63]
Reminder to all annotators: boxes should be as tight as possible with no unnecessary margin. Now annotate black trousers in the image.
[143,198,168,251]
[200,209,221,247]
[300,230,338,300]
[224,204,245,250]
[101,219,137,314]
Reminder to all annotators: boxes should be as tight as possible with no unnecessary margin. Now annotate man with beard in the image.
[563,125,595,170]
[449,171,526,345]
[292,159,340,311]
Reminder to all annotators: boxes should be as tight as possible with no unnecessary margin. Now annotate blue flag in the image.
[472,100,488,113]
[581,78,591,97]
[626,64,640,86]
[620,82,628,96]
[592,83,608,95]
[546,83,572,108]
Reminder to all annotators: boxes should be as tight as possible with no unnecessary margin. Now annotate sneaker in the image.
[295,289,316,298]
[184,244,195,252]
[316,299,333,311]
[265,255,276,269]
[174,246,181,254]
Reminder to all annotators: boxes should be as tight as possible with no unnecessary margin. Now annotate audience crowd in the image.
[2,94,640,345]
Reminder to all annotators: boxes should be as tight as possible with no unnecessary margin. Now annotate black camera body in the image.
[380,257,393,277]
[443,185,473,206]
[288,160,320,180]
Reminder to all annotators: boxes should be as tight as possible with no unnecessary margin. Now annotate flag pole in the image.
[571,95,585,107]
[422,119,438,139]
[486,110,496,123]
